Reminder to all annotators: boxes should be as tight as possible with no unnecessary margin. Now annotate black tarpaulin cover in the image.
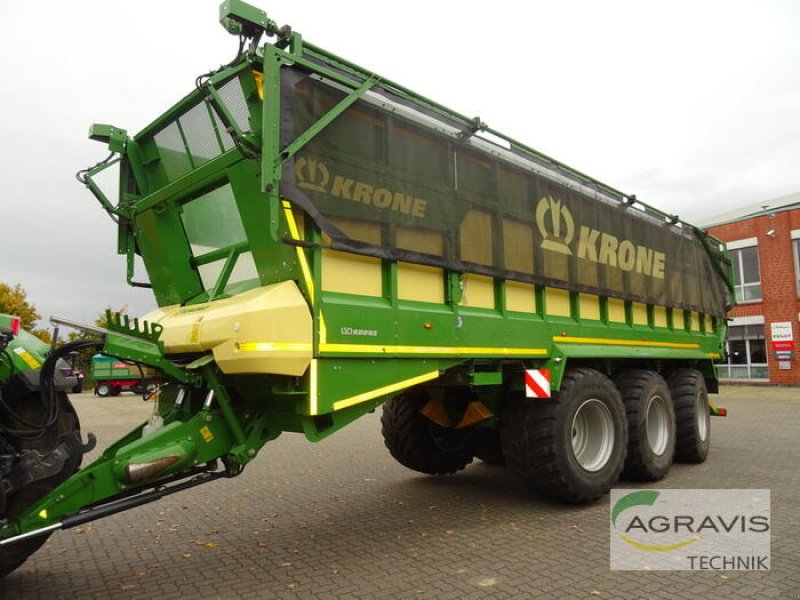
[279,66,730,317]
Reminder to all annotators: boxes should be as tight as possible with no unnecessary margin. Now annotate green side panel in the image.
[91,355,143,380]
[135,203,204,306]
[311,357,462,416]
[319,292,553,357]
[130,151,301,307]
[227,160,298,287]
[552,343,716,361]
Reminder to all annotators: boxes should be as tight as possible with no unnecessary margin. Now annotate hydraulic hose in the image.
[34,340,105,438]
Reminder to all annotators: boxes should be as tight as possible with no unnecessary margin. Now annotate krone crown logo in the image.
[295,157,330,193]
[536,195,575,255]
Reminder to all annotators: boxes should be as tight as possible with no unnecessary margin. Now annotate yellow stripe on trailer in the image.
[319,343,548,356]
[553,336,699,350]
[332,370,440,411]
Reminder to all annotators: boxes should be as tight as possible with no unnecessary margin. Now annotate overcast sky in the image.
[1,0,798,328]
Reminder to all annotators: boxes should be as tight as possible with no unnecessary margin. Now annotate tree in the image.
[0,282,40,330]
[0,282,52,342]
[95,306,129,329]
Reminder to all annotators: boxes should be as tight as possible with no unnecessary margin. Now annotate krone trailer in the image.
[0,0,733,577]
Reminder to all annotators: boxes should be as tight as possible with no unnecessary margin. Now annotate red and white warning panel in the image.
[525,369,551,399]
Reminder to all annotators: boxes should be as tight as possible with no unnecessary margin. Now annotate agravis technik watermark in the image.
[610,489,770,571]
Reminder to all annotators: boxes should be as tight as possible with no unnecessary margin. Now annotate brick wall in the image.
[706,208,800,384]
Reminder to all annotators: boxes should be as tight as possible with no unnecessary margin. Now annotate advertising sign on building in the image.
[770,322,794,361]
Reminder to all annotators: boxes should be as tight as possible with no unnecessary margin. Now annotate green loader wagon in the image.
[0,0,734,577]
[90,354,155,397]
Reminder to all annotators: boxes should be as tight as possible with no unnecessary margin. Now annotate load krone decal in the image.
[295,156,428,219]
[537,196,666,280]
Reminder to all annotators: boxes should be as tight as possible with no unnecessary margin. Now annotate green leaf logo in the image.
[612,491,660,527]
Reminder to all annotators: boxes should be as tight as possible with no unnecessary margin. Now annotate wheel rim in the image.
[695,391,710,442]
[571,399,615,472]
[645,394,670,456]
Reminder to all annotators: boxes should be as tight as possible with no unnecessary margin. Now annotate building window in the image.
[730,246,761,302]
[794,238,800,296]
[717,324,768,380]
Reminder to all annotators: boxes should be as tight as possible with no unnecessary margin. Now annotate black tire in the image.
[381,387,473,475]
[0,392,83,578]
[615,370,676,481]
[96,382,112,397]
[471,428,506,465]
[501,368,627,504]
[668,369,711,463]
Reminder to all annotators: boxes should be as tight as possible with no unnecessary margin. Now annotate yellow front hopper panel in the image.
[144,281,312,376]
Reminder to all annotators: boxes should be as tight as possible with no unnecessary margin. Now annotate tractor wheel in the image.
[668,369,711,463]
[501,368,627,504]
[0,392,83,578]
[96,382,112,397]
[381,387,473,475]
[615,370,675,481]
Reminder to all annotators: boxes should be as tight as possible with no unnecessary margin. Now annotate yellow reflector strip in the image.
[707,352,721,359]
[332,370,440,411]
[309,359,319,415]
[319,313,328,344]
[319,343,547,356]
[39,509,48,520]
[553,336,699,350]
[238,342,313,353]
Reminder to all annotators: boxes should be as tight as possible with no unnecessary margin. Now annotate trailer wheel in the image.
[615,370,675,481]
[381,388,473,475]
[0,392,83,578]
[668,369,711,463]
[501,368,627,504]
[95,382,111,397]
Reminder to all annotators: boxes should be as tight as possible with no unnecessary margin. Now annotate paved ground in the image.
[2,385,799,599]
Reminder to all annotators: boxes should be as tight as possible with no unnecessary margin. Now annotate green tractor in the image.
[0,1,732,577]
[0,314,92,577]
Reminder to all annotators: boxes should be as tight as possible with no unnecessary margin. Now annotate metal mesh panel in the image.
[140,72,251,186]
[217,76,251,133]
[179,101,224,165]
[212,109,236,152]
[153,122,192,181]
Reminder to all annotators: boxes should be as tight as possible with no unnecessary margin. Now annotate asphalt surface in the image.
[2,385,799,599]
